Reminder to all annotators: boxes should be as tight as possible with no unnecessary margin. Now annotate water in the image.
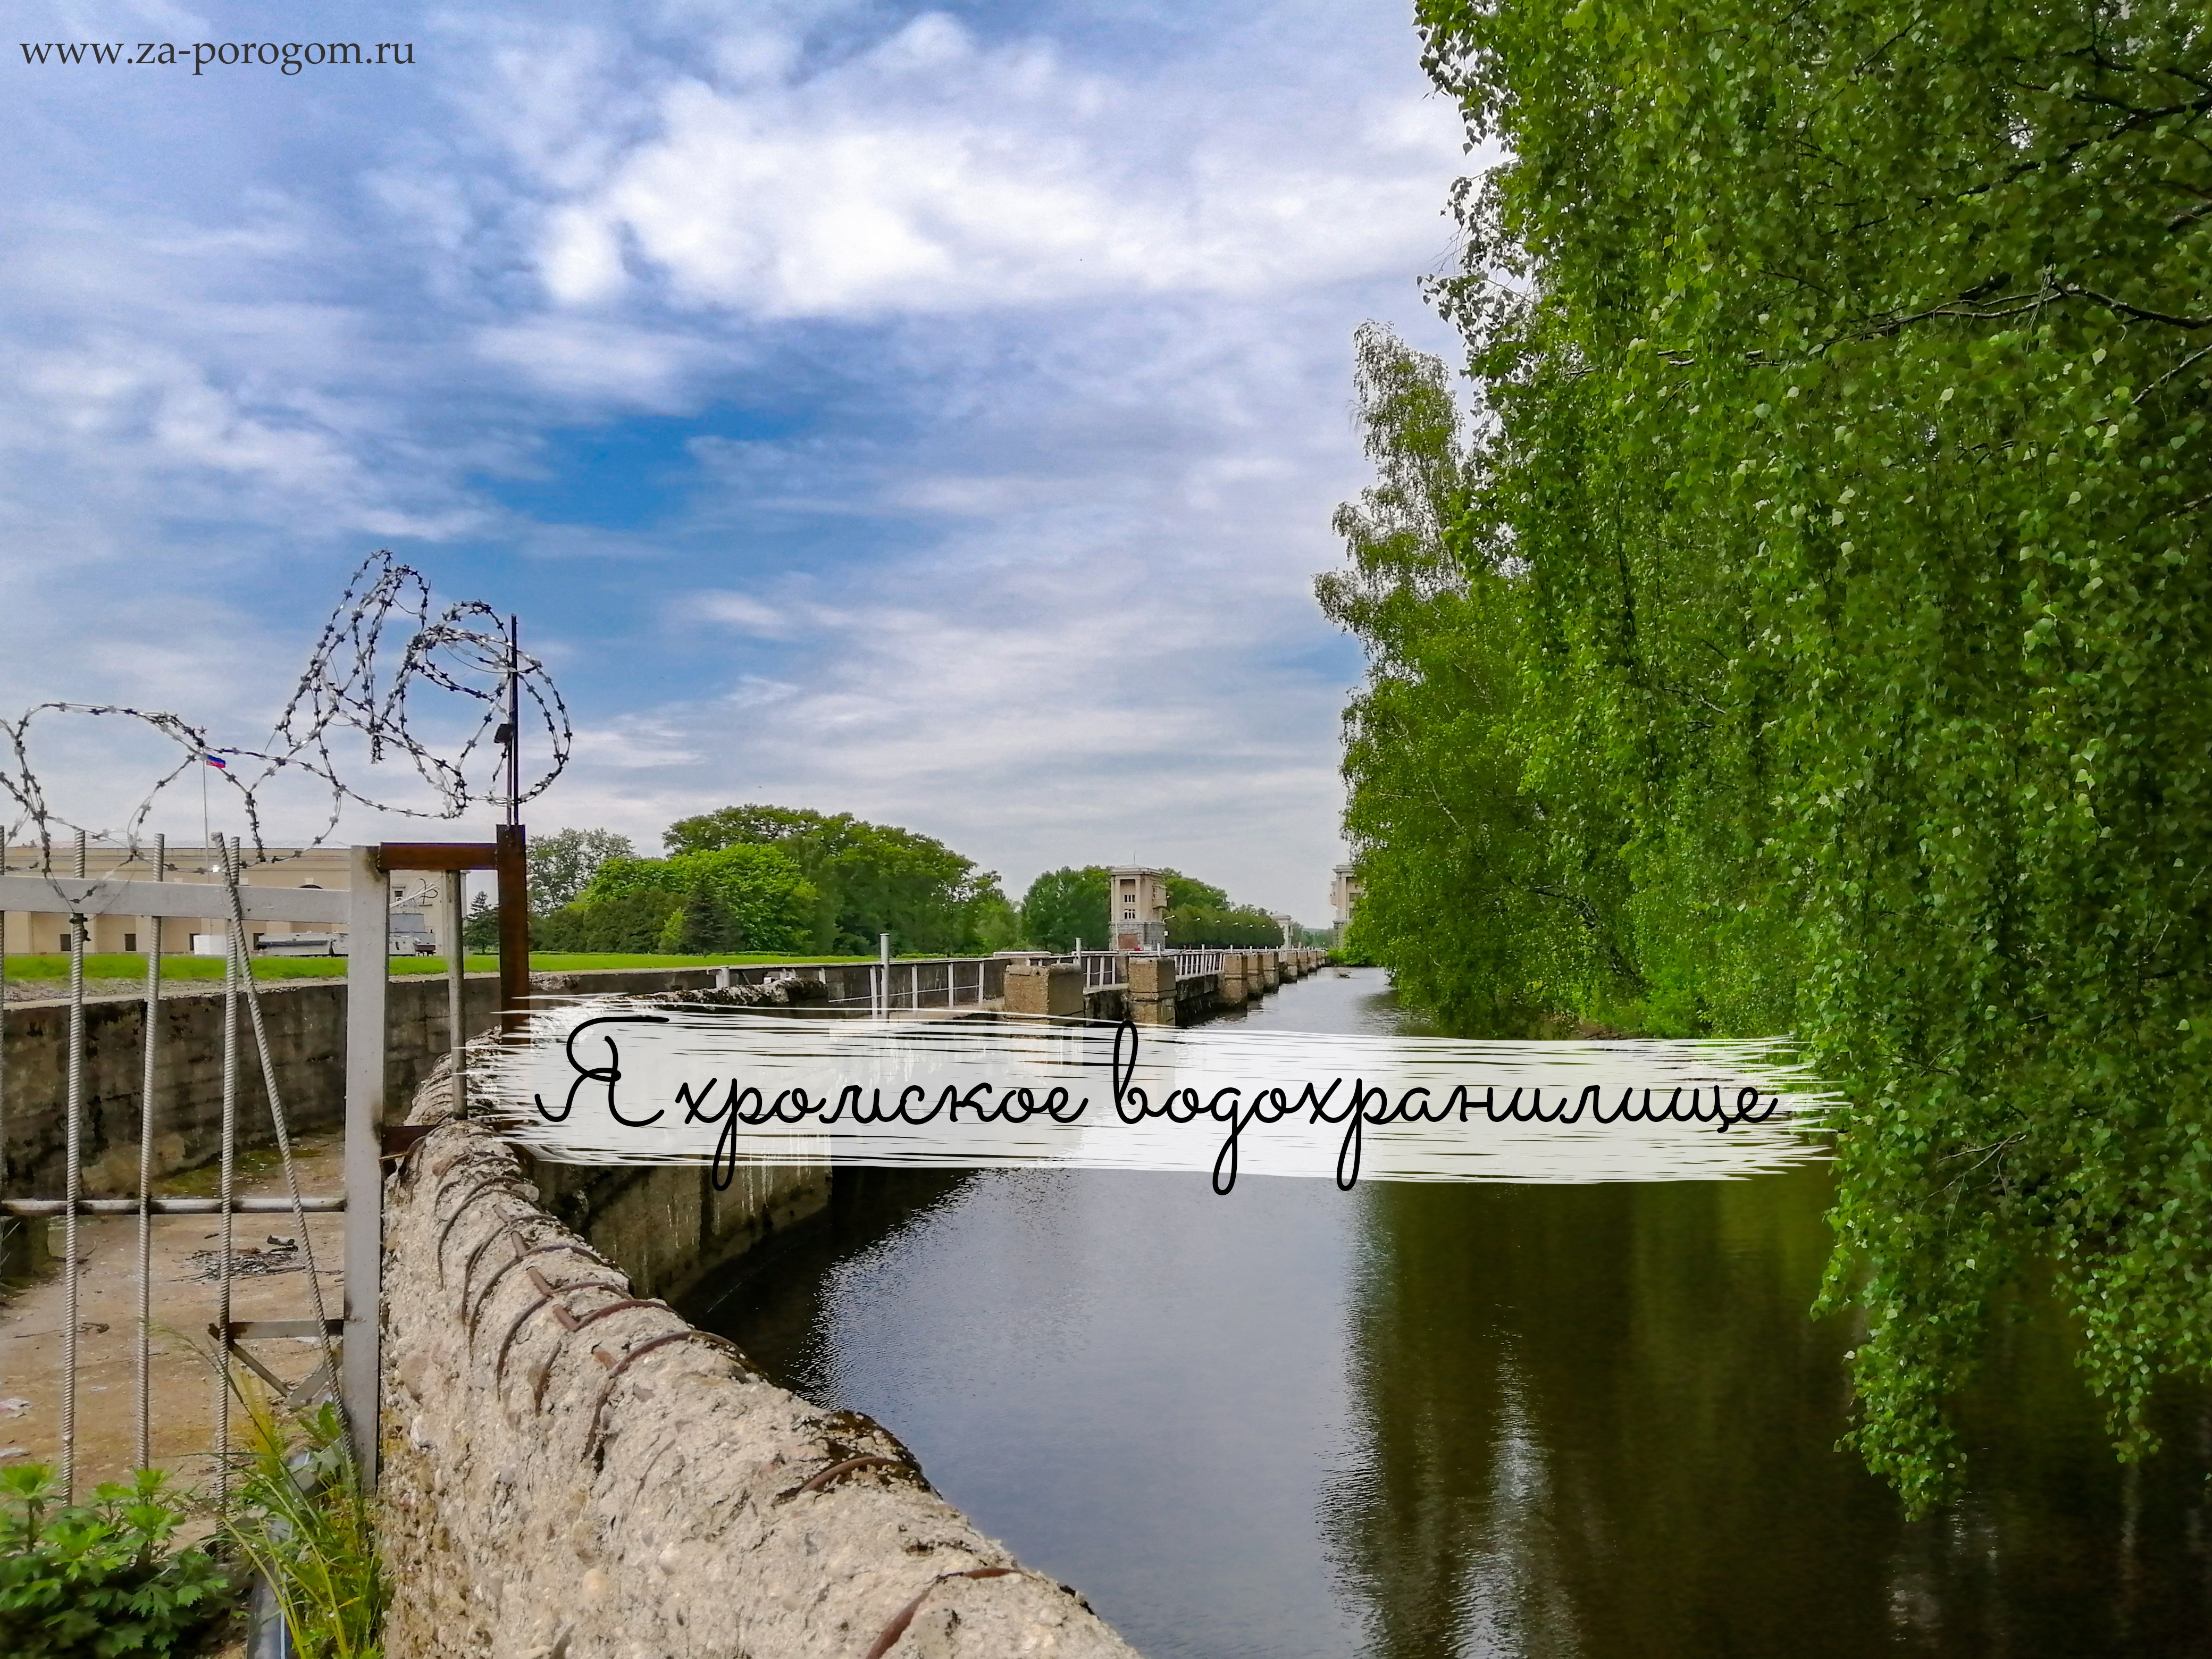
[681,969,2212,1657]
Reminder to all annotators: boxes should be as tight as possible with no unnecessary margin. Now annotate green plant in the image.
[0,1464,233,1657]
[218,1396,385,1659]
[1327,0,2212,1511]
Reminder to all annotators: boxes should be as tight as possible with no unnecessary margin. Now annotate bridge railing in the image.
[1077,950,1129,990]
[1030,950,1131,990]
[1170,949,1225,977]
[863,955,1001,1015]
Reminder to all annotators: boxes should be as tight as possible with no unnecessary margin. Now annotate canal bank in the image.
[680,967,2212,1659]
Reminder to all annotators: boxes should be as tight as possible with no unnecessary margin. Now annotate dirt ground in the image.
[0,1129,348,1494]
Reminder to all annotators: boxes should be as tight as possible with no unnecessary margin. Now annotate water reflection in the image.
[684,970,2212,1657]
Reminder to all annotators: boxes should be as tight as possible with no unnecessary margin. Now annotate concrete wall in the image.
[0,961,914,1284]
[0,975,496,1201]
[0,960,1005,1201]
[381,1101,1139,1658]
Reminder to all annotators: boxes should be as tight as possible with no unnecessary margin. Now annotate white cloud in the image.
[690,591,790,634]
[496,10,1462,320]
[0,0,1475,915]
[473,315,723,406]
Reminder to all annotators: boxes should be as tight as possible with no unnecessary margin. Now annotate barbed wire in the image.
[0,551,571,874]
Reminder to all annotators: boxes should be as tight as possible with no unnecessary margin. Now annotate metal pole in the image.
[2,835,11,1423]
[61,829,86,1501]
[444,877,466,1118]
[878,932,890,1019]
[495,825,529,1034]
[134,835,163,1470]
[507,616,522,826]
[214,837,240,1512]
[341,847,388,1482]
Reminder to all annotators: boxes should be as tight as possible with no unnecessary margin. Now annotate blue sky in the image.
[2,0,1469,921]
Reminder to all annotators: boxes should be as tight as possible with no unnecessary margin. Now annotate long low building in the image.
[0,842,454,957]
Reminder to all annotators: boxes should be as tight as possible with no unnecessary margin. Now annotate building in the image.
[1330,863,1364,941]
[0,843,454,958]
[1270,912,1298,948]
[1107,866,1171,953]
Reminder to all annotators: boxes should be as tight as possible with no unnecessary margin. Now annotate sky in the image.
[1,0,1471,923]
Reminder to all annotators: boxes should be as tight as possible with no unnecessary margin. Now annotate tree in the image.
[664,805,1011,954]
[526,828,636,915]
[533,890,685,954]
[1165,902,1287,949]
[1338,0,2212,1511]
[1018,867,1109,951]
[461,891,499,953]
[581,846,817,953]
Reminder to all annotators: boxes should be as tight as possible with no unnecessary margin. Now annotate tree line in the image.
[471,812,1285,956]
[1329,0,2209,1512]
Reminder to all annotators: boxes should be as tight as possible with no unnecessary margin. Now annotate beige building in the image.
[1271,911,1299,948]
[1330,863,1364,940]
[1108,866,1171,953]
[0,844,453,958]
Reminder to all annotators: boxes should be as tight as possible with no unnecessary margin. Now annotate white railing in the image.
[1171,949,1226,977]
[1078,950,1127,990]
[863,956,1001,1017]
[1031,950,1131,990]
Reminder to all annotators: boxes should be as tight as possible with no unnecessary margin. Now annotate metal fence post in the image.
[443,876,466,1117]
[342,847,387,1481]
[494,825,529,1033]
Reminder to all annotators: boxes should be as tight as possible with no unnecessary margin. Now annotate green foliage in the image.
[1330,0,2212,1511]
[533,889,683,954]
[0,1464,232,1657]
[525,827,636,915]
[1018,866,1109,950]
[541,844,817,955]
[1019,865,1285,949]
[1164,901,1286,948]
[664,805,1009,953]
[460,891,499,952]
[220,1397,383,1659]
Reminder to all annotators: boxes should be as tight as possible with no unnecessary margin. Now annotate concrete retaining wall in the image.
[0,960,990,1199]
[381,1101,1139,1658]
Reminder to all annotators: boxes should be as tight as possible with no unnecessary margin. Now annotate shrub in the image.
[0,1464,232,1657]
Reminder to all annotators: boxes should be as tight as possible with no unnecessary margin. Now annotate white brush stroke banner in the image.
[477,1003,1840,1189]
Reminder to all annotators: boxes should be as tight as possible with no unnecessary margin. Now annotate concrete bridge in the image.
[1000,946,1326,1023]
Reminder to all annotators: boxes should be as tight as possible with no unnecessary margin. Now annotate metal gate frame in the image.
[1,827,526,1489]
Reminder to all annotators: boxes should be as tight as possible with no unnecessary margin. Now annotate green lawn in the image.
[1,950,875,983]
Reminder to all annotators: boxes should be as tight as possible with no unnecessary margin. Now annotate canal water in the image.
[680,969,2212,1658]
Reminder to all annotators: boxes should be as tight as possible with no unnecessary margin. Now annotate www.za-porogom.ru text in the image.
[20,40,414,74]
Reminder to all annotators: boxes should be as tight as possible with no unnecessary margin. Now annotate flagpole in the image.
[200,752,211,856]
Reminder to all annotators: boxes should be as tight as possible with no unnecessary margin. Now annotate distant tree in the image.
[664,806,823,852]
[583,846,816,953]
[1166,902,1286,949]
[967,890,1023,953]
[534,890,684,954]
[1162,872,1230,912]
[526,828,636,915]
[1018,867,1109,951]
[461,891,499,952]
[664,804,1010,954]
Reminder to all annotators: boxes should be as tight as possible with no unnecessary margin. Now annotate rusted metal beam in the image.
[376,842,500,872]
[495,823,530,1032]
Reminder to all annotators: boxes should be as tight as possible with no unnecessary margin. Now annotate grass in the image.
[0,950,876,985]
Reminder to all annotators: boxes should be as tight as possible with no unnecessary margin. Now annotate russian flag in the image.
[203,754,228,770]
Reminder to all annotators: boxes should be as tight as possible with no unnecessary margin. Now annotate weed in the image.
[0,1463,233,1657]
